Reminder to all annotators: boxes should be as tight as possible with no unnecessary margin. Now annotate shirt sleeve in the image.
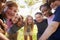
[53,6,60,22]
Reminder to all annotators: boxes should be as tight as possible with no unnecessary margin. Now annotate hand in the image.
[3,23,8,31]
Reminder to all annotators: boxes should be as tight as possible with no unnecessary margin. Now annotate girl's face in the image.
[41,6,50,17]
[27,17,33,25]
[12,15,18,24]
[6,6,18,19]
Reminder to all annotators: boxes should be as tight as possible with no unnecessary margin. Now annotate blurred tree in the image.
[24,0,40,6]
[42,0,46,4]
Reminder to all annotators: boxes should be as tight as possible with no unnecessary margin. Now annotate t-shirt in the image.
[53,6,60,22]
[34,19,48,37]
[8,24,21,34]
[47,15,55,25]
[48,6,60,40]
[27,25,31,33]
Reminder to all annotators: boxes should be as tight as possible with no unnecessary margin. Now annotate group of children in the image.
[0,0,60,40]
[0,0,53,40]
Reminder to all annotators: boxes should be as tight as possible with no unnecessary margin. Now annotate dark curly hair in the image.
[40,3,51,10]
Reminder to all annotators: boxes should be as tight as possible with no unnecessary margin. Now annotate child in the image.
[34,12,48,40]
[1,1,18,31]
[24,15,34,40]
[40,3,54,25]
[39,0,60,40]
[8,15,23,40]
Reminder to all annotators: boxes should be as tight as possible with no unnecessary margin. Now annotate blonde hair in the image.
[24,15,34,32]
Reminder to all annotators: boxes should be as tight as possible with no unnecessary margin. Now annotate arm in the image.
[0,33,9,40]
[0,28,5,34]
[39,21,59,40]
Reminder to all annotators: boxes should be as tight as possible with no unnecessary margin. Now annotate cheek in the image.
[6,9,10,14]
[12,18,17,22]
[15,18,18,21]
[6,9,12,16]
[6,9,16,16]
[36,18,40,21]
[43,11,48,15]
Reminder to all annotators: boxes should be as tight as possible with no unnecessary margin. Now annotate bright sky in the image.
[15,0,43,19]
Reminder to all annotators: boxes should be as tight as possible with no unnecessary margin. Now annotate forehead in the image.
[35,14,42,17]
[41,6,48,11]
[9,6,18,10]
[28,17,32,19]
[27,17,33,20]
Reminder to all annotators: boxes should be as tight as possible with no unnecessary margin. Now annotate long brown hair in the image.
[24,15,34,32]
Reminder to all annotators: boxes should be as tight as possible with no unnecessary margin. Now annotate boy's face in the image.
[35,14,43,23]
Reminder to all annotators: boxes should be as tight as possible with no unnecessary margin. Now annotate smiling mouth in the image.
[8,13,14,16]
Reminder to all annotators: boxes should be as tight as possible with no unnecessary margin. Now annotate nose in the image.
[43,12,46,15]
[11,11,15,16]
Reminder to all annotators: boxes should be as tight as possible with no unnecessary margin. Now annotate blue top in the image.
[48,6,60,40]
[53,6,60,22]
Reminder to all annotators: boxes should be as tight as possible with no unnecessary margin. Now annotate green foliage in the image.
[24,0,39,6]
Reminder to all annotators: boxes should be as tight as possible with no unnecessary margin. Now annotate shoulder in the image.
[43,19,48,22]
[10,24,17,29]
[55,6,60,14]
[57,6,60,9]
[34,19,36,22]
